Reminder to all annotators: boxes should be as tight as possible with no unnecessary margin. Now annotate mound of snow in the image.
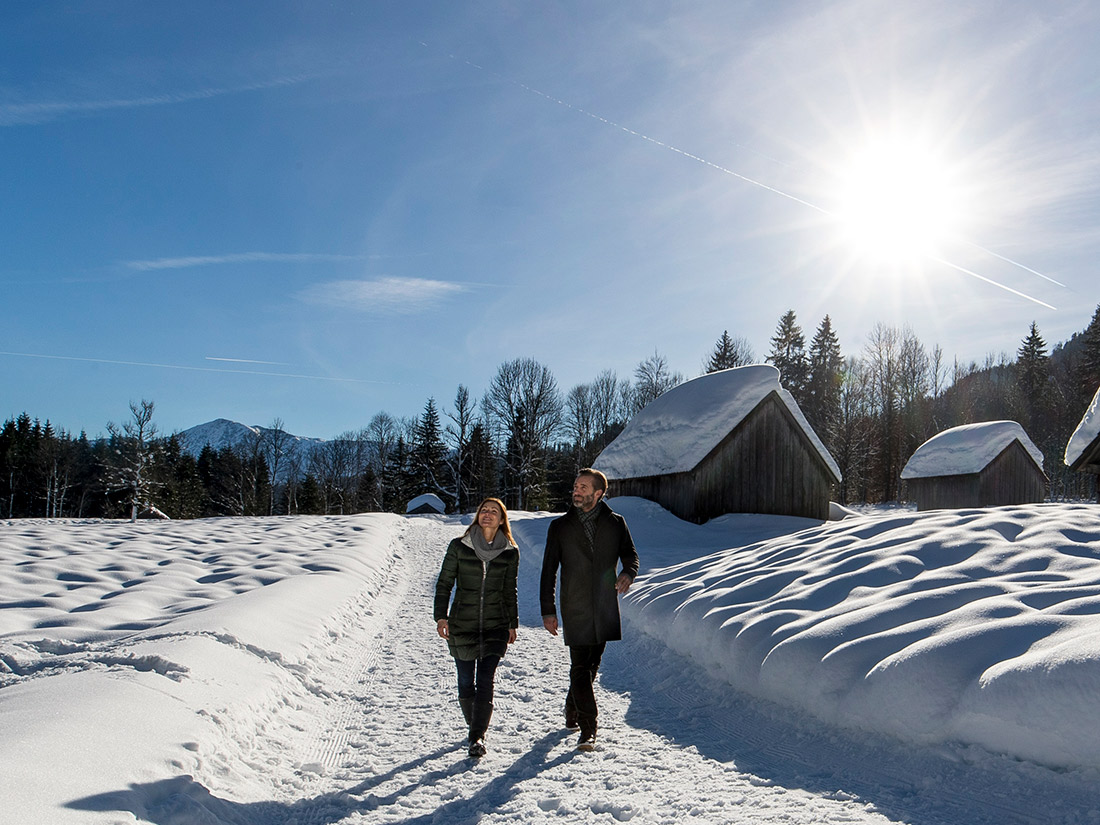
[625,502,1100,771]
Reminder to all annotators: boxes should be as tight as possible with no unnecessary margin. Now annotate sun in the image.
[833,135,967,265]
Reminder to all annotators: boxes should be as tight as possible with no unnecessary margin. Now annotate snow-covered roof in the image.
[593,364,841,481]
[405,493,445,513]
[1065,384,1100,468]
[901,421,1044,480]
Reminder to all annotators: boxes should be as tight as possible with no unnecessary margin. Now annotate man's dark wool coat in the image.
[540,500,640,647]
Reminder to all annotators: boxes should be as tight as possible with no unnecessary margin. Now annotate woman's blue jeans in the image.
[455,654,501,702]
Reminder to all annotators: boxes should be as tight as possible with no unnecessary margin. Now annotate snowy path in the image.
[46,514,1100,824]
[111,517,882,825]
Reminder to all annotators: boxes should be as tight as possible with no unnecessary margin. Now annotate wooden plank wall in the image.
[908,441,1046,511]
[607,393,836,522]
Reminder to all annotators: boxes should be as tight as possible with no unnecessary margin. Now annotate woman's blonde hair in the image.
[464,497,514,544]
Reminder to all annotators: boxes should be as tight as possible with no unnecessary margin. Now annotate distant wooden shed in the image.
[593,365,841,522]
[1065,384,1100,502]
[406,493,446,515]
[901,421,1047,511]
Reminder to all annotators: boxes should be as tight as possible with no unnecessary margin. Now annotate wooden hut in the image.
[901,421,1047,511]
[406,493,445,515]
[593,365,841,522]
[1065,384,1100,501]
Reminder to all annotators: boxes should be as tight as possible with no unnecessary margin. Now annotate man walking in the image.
[540,468,639,750]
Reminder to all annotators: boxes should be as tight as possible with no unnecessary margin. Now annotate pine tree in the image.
[1016,321,1049,398]
[1015,321,1052,442]
[1079,304,1100,394]
[766,310,809,402]
[805,315,844,439]
[411,398,448,503]
[704,330,755,373]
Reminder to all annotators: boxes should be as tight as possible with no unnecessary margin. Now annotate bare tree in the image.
[864,324,903,501]
[366,412,400,510]
[590,369,628,439]
[632,350,684,413]
[483,357,563,509]
[833,356,874,503]
[106,399,159,521]
[309,432,360,514]
[261,418,295,515]
[444,386,477,511]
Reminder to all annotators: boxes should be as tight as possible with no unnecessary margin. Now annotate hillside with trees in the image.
[4,306,1099,520]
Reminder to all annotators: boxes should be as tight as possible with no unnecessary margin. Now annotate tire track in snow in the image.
[297,521,415,775]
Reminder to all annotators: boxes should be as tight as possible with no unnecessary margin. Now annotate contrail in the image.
[435,47,827,217]
[205,356,293,366]
[1,75,320,127]
[929,258,1056,310]
[963,242,1067,288]
[431,44,1062,311]
[0,351,399,385]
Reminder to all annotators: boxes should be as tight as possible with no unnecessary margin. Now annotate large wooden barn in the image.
[901,421,1047,511]
[1065,384,1100,501]
[593,365,841,522]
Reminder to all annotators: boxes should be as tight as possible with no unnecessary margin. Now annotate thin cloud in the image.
[297,277,471,314]
[0,350,395,384]
[125,252,378,271]
[0,75,318,127]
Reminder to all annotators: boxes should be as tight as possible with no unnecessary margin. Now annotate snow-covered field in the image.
[3,500,1100,824]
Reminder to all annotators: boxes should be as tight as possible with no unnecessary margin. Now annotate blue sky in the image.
[4,1,1100,440]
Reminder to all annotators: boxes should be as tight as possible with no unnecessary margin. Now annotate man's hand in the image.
[436,619,449,639]
[615,573,633,595]
[542,615,559,636]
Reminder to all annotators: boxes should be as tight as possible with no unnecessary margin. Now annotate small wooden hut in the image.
[406,493,445,515]
[901,421,1046,511]
[1065,384,1100,501]
[593,365,841,522]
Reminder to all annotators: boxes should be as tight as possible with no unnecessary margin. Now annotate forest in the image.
[3,305,1100,521]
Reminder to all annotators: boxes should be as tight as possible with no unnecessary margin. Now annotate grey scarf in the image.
[470,528,510,563]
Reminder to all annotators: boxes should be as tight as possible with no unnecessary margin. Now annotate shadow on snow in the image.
[601,626,1100,825]
[66,731,575,825]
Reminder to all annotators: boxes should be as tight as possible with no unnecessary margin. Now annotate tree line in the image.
[4,305,1100,520]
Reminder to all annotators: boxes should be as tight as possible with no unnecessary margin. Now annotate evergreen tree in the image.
[766,310,809,403]
[155,435,204,519]
[410,397,448,505]
[297,473,324,515]
[463,421,496,509]
[391,436,415,513]
[805,315,844,441]
[704,331,755,373]
[1015,321,1053,462]
[1079,304,1100,395]
[1016,322,1049,399]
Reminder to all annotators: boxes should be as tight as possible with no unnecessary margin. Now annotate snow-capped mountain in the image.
[177,418,326,460]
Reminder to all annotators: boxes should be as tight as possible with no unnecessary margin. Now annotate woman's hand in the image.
[436,619,449,639]
[508,628,517,645]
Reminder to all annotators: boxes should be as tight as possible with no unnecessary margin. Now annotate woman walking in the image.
[434,497,519,757]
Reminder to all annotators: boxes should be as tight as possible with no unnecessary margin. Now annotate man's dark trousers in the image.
[566,643,605,731]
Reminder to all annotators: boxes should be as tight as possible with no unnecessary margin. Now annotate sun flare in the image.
[835,136,966,265]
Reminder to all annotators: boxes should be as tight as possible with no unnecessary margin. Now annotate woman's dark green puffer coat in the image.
[434,533,519,661]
